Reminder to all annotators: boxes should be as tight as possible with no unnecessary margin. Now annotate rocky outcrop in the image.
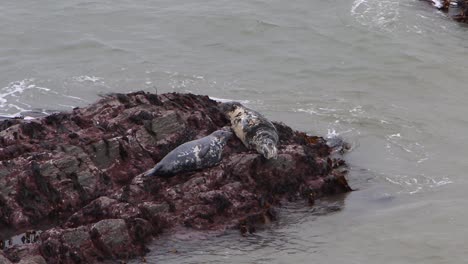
[427,0,468,22]
[0,92,351,263]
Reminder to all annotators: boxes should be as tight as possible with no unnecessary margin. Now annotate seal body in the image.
[220,102,278,159]
[145,128,233,178]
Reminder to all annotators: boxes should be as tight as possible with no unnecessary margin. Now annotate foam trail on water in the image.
[72,75,104,83]
[351,0,400,32]
[0,78,87,118]
[209,96,249,104]
[0,79,45,115]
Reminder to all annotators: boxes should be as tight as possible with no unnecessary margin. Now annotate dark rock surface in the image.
[0,251,12,264]
[0,92,351,263]
[426,0,468,22]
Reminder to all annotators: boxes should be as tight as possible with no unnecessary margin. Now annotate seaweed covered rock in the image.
[0,92,351,263]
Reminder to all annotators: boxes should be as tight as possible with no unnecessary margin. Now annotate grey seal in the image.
[144,128,233,178]
[220,102,278,159]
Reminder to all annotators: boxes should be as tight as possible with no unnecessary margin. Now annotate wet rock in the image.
[0,92,351,263]
[0,252,12,264]
[0,169,13,198]
[425,0,468,22]
[126,218,154,242]
[17,255,46,264]
[19,122,45,140]
[61,226,91,249]
[139,202,170,217]
[9,211,30,229]
[89,138,121,169]
[2,244,40,263]
[39,226,102,264]
[150,111,186,141]
[91,219,132,258]
[448,0,468,21]
[65,196,119,227]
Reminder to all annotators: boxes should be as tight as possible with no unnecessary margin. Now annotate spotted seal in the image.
[144,128,233,178]
[220,102,278,159]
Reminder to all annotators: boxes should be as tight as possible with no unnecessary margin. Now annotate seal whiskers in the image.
[254,134,278,159]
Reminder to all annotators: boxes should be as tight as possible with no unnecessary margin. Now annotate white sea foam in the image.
[0,79,51,113]
[351,0,400,32]
[432,0,443,8]
[0,78,86,117]
[295,101,448,195]
[385,173,452,194]
[62,94,86,101]
[0,79,32,107]
[72,75,104,83]
[296,107,343,117]
[209,96,249,104]
[326,129,340,139]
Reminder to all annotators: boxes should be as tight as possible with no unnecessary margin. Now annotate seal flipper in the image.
[198,145,210,158]
[131,166,159,185]
[147,162,180,178]
[143,166,159,177]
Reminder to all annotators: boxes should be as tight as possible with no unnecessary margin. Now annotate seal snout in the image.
[222,102,279,160]
[211,128,233,141]
[219,102,242,115]
[257,139,278,159]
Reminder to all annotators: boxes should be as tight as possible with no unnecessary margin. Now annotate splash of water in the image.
[351,0,401,32]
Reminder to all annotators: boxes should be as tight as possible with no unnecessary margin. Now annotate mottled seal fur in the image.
[144,128,233,178]
[220,102,278,159]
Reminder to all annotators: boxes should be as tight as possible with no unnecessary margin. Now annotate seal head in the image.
[144,128,233,178]
[220,102,278,159]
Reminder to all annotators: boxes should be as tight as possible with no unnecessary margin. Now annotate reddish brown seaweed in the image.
[0,92,351,263]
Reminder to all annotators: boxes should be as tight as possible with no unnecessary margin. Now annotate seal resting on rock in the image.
[144,128,233,178]
[220,102,279,159]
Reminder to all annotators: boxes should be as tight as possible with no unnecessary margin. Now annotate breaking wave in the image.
[0,79,51,118]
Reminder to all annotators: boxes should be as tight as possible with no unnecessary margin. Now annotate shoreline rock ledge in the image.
[0,92,351,263]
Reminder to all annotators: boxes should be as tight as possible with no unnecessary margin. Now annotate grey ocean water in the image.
[2,0,468,263]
